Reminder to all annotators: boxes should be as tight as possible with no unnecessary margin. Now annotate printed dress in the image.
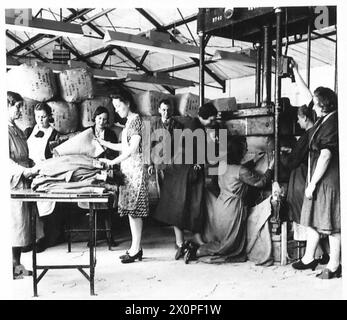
[118,114,149,218]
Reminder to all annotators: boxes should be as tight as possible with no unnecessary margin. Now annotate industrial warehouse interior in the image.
[1,2,345,302]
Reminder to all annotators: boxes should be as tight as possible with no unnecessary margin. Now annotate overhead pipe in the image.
[255,42,262,107]
[262,25,272,106]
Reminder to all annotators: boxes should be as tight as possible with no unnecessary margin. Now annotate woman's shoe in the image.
[119,251,129,259]
[121,249,143,264]
[318,253,330,265]
[119,248,142,260]
[184,242,199,264]
[175,242,188,260]
[316,264,342,279]
[292,259,319,271]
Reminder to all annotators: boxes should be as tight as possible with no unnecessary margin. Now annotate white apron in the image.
[27,125,56,217]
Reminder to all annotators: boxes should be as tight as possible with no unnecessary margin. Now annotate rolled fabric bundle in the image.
[53,128,104,158]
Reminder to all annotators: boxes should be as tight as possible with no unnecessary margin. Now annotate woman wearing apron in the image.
[96,92,149,264]
[25,103,60,252]
[8,91,39,279]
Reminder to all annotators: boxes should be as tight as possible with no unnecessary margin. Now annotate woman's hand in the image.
[280,146,292,154]
[23,166,39,178]
[194,164,202,171]
[253,152,265,163]
[305,182,316,199]
[98,158,114,168]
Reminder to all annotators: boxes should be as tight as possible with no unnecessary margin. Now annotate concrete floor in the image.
[12,226,342,300]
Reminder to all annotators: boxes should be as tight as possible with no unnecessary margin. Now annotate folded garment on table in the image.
[37,155,102,176]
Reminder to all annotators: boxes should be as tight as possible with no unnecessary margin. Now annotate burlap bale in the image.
[133,90,166,116]
[7,64,57,102]
[174,93,200,117]
[14,98,38,132]
[53,128,104,157]
[47,101,79,134]
[58,68,94,103]
[211,97,237,112]
[80,96,116,128]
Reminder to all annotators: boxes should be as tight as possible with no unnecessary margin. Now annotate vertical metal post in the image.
[199,31,205,107]
[274,8,282,183]
[334,25,337,93]
[31,204,38,297]
[89,205,95,296]
[262,25,272,106]
[255,43,262,107]
[274,7,287,266]
[306,21,311,89]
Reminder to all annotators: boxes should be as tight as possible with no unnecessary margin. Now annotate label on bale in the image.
[14,98,38,132]
[80,96,116,128]
[174,93,200,117]
[134,91,166,116]
[47,101,79,134]
[6,64,57,102]
[59,68,94,103]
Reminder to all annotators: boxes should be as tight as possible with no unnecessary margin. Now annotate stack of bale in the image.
[6,63,121,141]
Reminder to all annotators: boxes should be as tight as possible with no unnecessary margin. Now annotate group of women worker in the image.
[8,56,340,279]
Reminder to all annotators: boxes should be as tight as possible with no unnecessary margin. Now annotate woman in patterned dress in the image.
[96,92,149,263]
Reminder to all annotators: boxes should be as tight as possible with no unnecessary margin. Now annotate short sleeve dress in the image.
[118,114,149,218]
[300,112,340,234]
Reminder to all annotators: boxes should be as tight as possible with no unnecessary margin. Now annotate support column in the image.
[199,30,205,107]
[262,25,272,106]
[255,42,262,107]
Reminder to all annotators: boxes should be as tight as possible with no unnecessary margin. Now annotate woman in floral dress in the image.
[96,92,149,263]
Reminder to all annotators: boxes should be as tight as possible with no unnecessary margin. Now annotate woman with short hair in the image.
[8,91,39,279]
[292,86,341,279]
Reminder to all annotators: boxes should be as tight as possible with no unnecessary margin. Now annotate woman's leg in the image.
[193,233,205,246]
[173,226,184,247]
[12,247,21,267]
[326,233,341,271]
[301,227,320,264]
[128,216,143,256]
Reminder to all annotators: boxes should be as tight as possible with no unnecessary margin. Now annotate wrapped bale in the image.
[174,93,200,117]
[53,128,104,157]
[7,63,57,101]
[133,90,166,116]
[80,96,116,128]
[59,68,94,103]
[211,97,237,112]
[47,101,79,134]
[14,98,38,132]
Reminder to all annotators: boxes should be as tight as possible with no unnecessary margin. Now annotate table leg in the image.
[89,206,95,296]
[31,204,38,297]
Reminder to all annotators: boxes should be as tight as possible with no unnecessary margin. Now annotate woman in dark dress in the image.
[153,103,219,260]
[292,87,340,279]
[282,105,315,224]
[87,106,119,248]
[185,136,274,263]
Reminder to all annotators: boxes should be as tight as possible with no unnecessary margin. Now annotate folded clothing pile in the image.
[33,155,124,194]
